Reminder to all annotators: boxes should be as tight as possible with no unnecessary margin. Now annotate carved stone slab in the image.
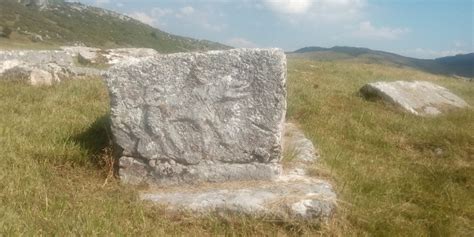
[104,49,287,185]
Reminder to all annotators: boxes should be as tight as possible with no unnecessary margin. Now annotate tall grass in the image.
[0,78,317,236]
[0,60,472,235]
[287,60,474,236]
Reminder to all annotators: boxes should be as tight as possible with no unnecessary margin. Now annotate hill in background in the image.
[0,0,230,53]
[0,1,471,78]
[289,46,474,78]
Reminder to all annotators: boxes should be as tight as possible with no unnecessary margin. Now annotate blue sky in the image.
[76,0,472,59]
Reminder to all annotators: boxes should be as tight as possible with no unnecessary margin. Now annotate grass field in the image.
[0,60,473,236]
[0,35,60,50]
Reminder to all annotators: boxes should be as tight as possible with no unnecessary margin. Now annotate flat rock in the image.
[360,80,469,116]
[141,175,336,220]
[141,123,336,220]
[105,48,287,185]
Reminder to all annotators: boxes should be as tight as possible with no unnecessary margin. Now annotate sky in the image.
[75,0,472,59]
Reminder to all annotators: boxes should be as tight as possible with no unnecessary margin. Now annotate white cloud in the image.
[352,21,409,40]
[151,8,174,18]
[127,8,173,27]
[94,0,110,5]
[173,6,226,32]
[175,6,195,18]
[311,0,366,21]
[126,6,225,32]
[263,0,313,14]
[226,38,258,48]
[262,0,408,44]
[318,0,365,9]
[452,40,468,49]
[128,12,156,26]
[180,6,195,15]
[201,22,227,32]
[263,0,366,22]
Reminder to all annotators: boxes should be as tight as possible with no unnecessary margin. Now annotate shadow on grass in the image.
[72,114,116,171]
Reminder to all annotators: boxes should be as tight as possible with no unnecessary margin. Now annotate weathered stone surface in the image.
[0,51,94,85]
[0,59,26,74]
[283,122,320,163]
[0,47,157,85]
[30,68,54,86]
[105,48,158,65]
[61,46,158,66]
[0,50,74,67]
[141,176,336,220]
[62,46,101,64]
[105,48,287,185]
[140,122,336,220]
[360,81,469,116]
[18,0,50,9]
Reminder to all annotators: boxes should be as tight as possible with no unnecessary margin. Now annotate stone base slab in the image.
[139,123,336,220]
[119,156,282,186]
[140,174,336,220]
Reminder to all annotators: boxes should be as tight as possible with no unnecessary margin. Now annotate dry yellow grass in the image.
[0,59,472,236]
[288,59,474,236]
[0,33,59,50]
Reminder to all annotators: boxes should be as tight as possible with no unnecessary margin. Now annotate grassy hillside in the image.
[436,53,474,78]
[1,59,472,235]
[289,46,474,78]
[0,0,229,52]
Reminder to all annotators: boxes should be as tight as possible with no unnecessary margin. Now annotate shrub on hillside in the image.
[1,26,13,38]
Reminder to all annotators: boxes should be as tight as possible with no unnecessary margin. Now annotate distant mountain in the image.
[0,0,229,53]
[435,53,474,78]
[289,46,474,78]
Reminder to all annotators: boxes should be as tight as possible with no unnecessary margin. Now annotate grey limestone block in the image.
[141,177,336,220]
[138,122,337,220]
[104,48,287,186]
[360,80,469,116]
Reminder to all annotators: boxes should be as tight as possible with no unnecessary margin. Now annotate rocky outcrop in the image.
[105,48,158,65]
[61,47,159,65]
[0,50,97,85]
[105,48,287,185]
[360,81,469,116]
[18,0,50,9]
[62,46,101,64]
[0,47,158,85]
